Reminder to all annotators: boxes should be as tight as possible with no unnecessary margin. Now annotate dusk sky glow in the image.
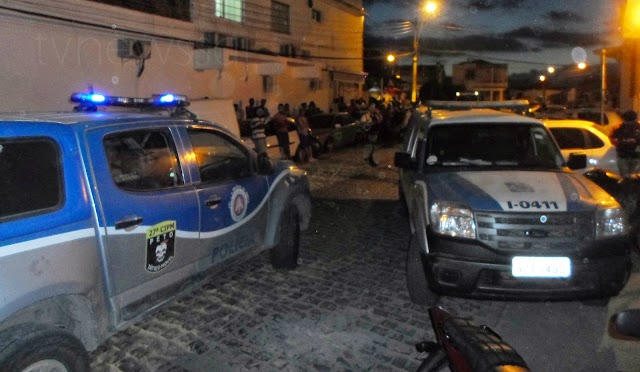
[364,0,626,74]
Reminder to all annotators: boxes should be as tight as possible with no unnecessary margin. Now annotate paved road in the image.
[90,145,640,372]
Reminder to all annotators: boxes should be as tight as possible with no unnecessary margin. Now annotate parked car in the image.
[307,112,366,153]
[564,108,623,136]
[544,119,619,175]
[395,104,632,305]
[0,93,312,370]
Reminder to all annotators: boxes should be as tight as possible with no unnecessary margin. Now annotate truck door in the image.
[86,124,200,323]
[183,127,270,264]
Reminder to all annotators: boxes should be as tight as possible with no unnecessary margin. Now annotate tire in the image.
[0,324,89,372]
[407,235,438,305]
[271,206,300,270]
[311,138,322,158]
[324,138,335,153]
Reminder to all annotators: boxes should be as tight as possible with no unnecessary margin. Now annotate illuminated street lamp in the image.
[577,62,587,70]
[411,1,438,103]
[539,75,547,105]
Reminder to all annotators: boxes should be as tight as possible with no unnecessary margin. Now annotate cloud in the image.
[465,0,525,10]
[364,32,531,55]
[545,10,584,23]
[503,26,605,47]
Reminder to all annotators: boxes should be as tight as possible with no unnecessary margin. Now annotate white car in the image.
[544,119,619,175]
[563,109,623,136]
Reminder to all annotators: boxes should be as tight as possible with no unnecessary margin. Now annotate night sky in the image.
[364,0,625,74]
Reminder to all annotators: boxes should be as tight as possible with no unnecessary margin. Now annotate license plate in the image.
[511,256,571,278]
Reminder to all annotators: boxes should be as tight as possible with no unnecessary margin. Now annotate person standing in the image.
[362,103,383,167]
[610,110,640,177]
[272,104,291,160]
[245,98,257,120]
[295,108,315,163]
[250,108,268,159]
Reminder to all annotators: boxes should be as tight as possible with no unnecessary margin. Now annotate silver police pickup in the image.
[0,93,311,370]
[395,104,632,304]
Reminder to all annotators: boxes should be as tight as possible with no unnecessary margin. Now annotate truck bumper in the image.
[424,236,633,300]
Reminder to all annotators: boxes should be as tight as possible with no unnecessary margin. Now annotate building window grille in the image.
[216,0,243,23]
[88,0,191,21]
[271,1,290,34]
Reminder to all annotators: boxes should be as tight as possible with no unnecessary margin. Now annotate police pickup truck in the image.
[395,102,632,305]
[0,93,311,370]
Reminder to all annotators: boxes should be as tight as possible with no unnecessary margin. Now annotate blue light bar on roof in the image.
[70,92,189,108]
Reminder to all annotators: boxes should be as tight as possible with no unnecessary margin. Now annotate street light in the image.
[539,75,547,106]
[411,1,438,103]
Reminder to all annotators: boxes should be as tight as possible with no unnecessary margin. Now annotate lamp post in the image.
[539,75,546,106]
[411,1,438,103]
[600,48,607,126]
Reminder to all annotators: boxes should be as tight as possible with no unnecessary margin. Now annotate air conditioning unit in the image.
[117,39,151,59]
[194,48,225,70]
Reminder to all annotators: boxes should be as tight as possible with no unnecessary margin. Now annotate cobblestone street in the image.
[90,145,640,372]
[90,145,437,371]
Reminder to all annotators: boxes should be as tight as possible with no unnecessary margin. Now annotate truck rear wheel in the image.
[271,206,300,270]
[0,324,89,372]
[407,235,438,305]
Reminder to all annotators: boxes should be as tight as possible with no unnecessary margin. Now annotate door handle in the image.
[115,216,143,230]
[205,197,222,209]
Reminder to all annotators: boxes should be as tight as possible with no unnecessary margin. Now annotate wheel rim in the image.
[21,360,68,372]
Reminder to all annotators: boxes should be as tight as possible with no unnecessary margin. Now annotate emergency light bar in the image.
[426,99,529,110]
[70,92,189,111]
[426,100,530,111]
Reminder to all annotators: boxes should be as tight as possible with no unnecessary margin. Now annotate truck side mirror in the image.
[567,153,587,170]
[612,309,640,338]
[394,152,416,169]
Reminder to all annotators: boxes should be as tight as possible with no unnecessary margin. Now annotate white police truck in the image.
[395,103,632,305]
[0,93,311,370]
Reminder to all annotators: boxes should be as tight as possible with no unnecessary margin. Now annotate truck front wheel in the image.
[271,206,300,270]
[0,324,89,372]
[407,235,438,305]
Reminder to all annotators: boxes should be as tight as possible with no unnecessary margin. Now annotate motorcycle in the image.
[417,306,640,372]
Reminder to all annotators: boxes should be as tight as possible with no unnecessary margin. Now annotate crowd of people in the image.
[235,95,414,167]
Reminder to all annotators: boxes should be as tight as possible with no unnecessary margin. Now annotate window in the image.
[187,129,252,183]
[0,138,63,221]
[216,0,243,23]
[89,0,190,21]
[271,1,290,34]
[263,75,275,93]
[426,124,563,168]
[104,130,183,191]
[310,79,321,91]
[312,9,322,22]
[549,128,585,149]
[551,128,605,150]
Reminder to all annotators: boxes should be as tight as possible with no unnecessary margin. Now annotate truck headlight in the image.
[430,202,476,238]
[596,207,626,238]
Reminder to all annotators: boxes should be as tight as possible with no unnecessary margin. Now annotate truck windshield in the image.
[425,123,564,169]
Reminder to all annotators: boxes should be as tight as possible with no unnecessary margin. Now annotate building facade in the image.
[452,59,508,101]
[0,0,365,114]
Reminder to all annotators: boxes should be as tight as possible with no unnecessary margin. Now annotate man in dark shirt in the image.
[611,110,640,177]
[272,104,291,160]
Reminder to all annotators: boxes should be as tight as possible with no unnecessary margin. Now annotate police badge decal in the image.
[146,220,176,272]
[229,185,250,222]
